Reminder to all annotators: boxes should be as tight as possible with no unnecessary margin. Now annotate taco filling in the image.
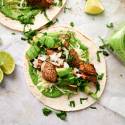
[26,30,102,99]
[0,0,62,25]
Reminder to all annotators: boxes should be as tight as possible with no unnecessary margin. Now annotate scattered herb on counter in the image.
[106,22,114,28]
[11,32,16,35]
[64,6,72,13]
[69,100,75,107]
[97,73,104,80]
[42,108,52,116]
[80,98,88,104]
[42,107,67,121]
[70,22,75,27]
[90,106,97,109]
[56,111,67,121]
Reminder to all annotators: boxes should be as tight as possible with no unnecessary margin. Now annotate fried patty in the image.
[42,62,57,82]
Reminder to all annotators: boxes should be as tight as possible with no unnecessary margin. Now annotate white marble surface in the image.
[0,0,125,124]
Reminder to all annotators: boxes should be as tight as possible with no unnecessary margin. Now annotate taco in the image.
[24,26,106,111]
[0,0,66,31]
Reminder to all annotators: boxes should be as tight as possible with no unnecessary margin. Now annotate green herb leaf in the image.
[56,111,67,121]
[97,73,104,80]
[23,29,37,43]
[96,51,102,62]
[106,22,114,28]
[42,108,52,116]
[69,100,75,107]
[90,106,97,109]
[64,6,72,13]
[70,22,75,27]
[80,97,88,104]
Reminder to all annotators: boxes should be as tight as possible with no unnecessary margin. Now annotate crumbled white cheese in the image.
[74,68,79,73]
[76,74,82,78]
[50,53,58,62]
[38,55,48,61]
[33,59,38,68]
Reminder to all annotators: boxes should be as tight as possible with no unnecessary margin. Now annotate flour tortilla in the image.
[24,26,107,111]
[0,0,66,32]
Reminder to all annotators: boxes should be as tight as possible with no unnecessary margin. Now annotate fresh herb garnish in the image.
[69,100,75,107]
[45,20,56,28]
[64,6,72,13]
[80,97,88,104]
[58,0,63,6]
[70,22,75,27]
[56,111,67,121]
[97,73,104,80]
[90,106,97,109]
[95,82,100,93]
[11,32,16,35]
[42,108,52,116]
[43,9,50,21]
[96,51,102,62]
[106,22,114,28]
[23,29,37,43]
[42,107,67,121]
[102,50,109,56]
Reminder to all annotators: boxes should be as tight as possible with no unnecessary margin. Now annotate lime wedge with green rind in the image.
[85,0,104,15]
[0,68,4,83]
[0,51,15,75]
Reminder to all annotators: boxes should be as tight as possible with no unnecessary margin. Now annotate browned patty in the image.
[69,49,81,68]
[81,74,97,83]
[27,0,53,8]
[42,62,57,82]
[80,63,97,75]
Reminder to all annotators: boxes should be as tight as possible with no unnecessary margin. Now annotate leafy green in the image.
[42,108,52,116]
[0,0,40,24]
[23,29,37,43]
[56,111,67,121]
[42,86,63,98]
[29,63,38,85]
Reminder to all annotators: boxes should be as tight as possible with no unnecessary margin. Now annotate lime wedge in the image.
[0,51,15,75]
[0,68,4,83]
[85,0,104,15]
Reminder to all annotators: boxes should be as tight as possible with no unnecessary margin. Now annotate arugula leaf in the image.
[56,111,67,120]
[42,108,52,116]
